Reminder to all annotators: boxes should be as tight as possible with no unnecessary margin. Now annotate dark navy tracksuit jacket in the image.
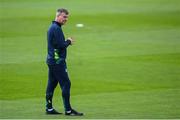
[46,21,72,111]
[46,21,71,64]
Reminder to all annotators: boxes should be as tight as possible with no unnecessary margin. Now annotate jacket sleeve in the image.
[53,27,71,49]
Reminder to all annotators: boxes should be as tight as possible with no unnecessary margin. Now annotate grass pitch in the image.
[0,0,180,119]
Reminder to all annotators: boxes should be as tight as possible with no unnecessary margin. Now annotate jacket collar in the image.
[52,21,61,27]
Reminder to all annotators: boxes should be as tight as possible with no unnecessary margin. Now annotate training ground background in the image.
[0,0,180,119]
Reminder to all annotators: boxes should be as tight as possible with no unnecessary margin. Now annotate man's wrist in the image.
[67,39,72,45]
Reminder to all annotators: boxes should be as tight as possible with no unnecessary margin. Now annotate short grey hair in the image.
[56,8,69,17]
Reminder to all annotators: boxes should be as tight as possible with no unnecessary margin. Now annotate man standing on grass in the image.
[45,8,83,116]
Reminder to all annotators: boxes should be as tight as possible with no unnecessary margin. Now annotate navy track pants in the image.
[46,62,71,111]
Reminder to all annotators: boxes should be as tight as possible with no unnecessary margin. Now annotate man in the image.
[45,8,83,116]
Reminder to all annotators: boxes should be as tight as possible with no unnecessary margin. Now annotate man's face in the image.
[57,12,69,25]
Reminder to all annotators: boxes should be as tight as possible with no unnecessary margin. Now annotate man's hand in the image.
[67,37,75,45]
